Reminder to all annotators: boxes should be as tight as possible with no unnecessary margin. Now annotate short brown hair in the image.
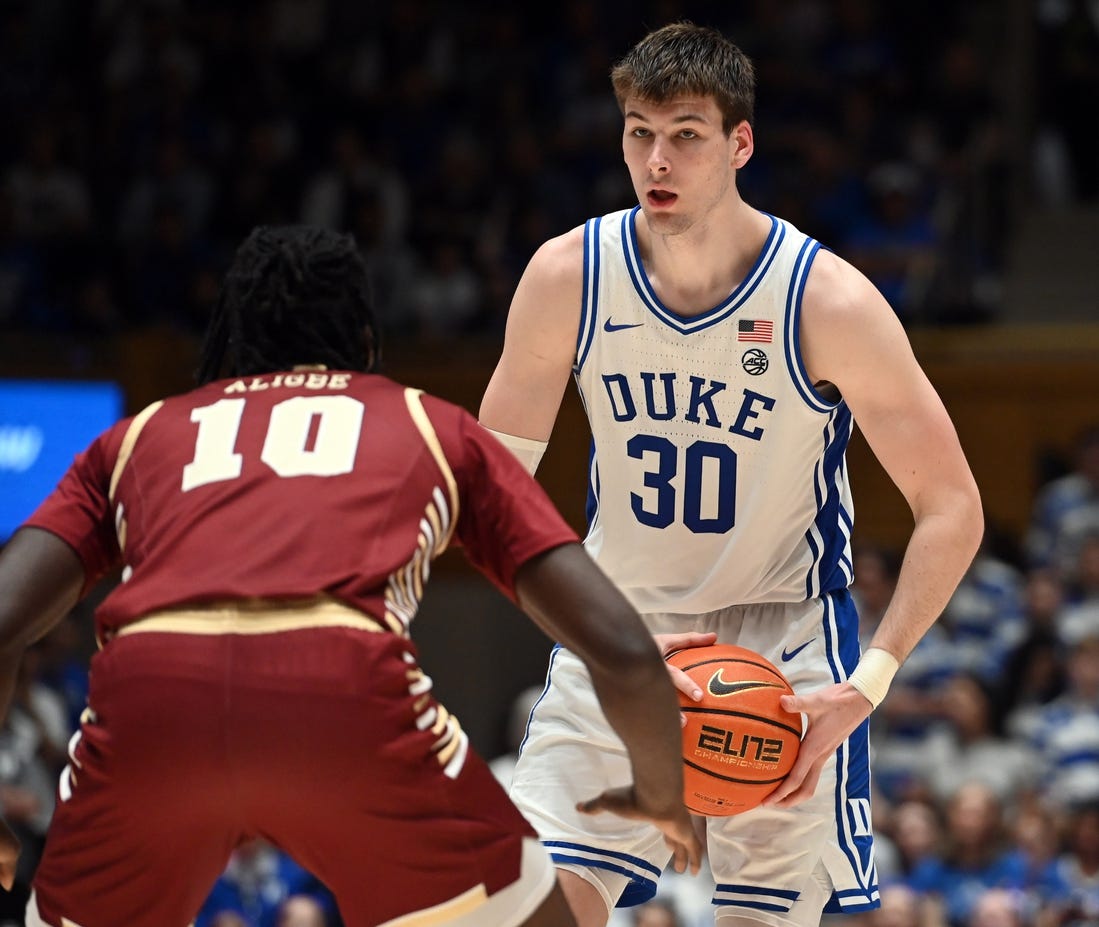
[610,22,755,135]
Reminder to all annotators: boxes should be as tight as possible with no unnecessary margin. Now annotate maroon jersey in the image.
[26,369,577,640]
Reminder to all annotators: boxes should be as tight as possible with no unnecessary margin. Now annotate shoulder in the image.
[521,224,586,289]
[502,223,589,350]
[801,247,885,326]
[798,247,911,387]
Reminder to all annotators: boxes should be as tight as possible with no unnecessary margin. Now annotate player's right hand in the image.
[653,631,717,703]
[0,817,20,891]
[576,785,702,875]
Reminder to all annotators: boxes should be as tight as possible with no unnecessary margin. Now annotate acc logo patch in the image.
[741,348,768,376]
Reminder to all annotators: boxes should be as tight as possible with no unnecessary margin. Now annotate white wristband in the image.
[847,648,899,709]
[481,426,548,476]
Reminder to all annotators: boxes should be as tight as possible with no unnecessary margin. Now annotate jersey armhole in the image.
[784,239,839,413]
[574,215,602,375]
[403,389,460,551]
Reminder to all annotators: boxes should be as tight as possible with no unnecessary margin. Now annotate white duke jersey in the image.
[573,207,854,614]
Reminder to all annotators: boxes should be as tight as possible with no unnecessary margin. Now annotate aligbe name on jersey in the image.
[600,371,777,441]
[222,372,353,393]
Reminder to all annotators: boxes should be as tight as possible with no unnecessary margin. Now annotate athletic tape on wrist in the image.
[847,647,899,709]
[481,426,548,476]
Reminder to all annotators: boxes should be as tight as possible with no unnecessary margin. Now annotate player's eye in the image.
[630,127,651,138]
[679,129,698,139]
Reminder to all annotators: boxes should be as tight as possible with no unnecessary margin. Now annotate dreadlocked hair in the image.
[197,225,381,384]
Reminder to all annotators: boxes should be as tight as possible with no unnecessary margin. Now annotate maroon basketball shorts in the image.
[28,604,547,927]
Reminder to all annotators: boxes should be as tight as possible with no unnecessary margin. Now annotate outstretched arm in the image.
[766,250,983,807]
[514,543,703,875]
[0,526,87,889]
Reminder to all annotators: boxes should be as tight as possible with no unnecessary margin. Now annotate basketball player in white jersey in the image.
[479,21,983,927]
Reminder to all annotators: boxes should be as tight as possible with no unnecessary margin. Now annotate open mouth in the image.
[648,189,676,205]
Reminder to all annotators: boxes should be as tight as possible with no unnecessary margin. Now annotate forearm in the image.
[514,543,686,807]
[587,653,686,809]
[0,527,87,729]
[867,501,983,664]
[0,650,20,732]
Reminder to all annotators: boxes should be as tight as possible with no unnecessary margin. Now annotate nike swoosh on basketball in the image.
[603,318,644,332]
[781,639,816,662]
[706,670,785,698]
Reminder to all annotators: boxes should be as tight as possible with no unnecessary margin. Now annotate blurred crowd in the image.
[7,0,1096,345]
[3,1,1099,926]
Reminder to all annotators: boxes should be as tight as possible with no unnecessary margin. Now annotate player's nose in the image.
[647,140,671,175]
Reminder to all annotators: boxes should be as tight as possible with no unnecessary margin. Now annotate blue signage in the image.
[0,380,125,541]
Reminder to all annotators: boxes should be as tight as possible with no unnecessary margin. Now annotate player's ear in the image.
[731,120,753,170]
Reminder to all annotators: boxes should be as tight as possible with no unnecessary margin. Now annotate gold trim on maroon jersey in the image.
[108,400,164,503]
[112,596,386,637]
[402,388,459,549]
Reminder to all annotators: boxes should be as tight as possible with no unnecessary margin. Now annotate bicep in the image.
[851,364,976,516]
[479,235,583,441]
[804,257,978,515]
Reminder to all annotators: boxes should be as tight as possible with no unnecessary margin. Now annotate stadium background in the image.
[0,2,1097,923]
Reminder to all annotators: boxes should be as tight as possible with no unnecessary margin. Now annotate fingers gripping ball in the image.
[667,644,802,816]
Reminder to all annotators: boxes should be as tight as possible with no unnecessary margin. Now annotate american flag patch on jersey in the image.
[737,319,774,343]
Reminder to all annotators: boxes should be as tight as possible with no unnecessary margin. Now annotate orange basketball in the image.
[666,644,803,816]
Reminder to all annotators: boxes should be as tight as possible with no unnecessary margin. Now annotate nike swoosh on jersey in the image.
[603,318,644,332]
[706,670,786,698]
[781,639,816,662]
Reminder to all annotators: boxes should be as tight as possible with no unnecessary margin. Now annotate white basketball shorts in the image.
[508,589,880,926]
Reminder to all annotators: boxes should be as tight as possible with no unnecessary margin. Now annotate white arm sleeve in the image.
[480,426,549,476]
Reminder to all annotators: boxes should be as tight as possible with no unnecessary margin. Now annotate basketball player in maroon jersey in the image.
[0,225,701,927]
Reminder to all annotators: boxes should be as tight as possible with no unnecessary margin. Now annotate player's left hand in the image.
[653,631,717,702]
[0,817,21,891]
[761,681,872,808]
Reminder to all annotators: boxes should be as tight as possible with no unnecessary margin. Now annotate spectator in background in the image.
[275,894,328,927]
[864,882,935,927]
[407,236,484,338]
[0,187,53,330]
[852,544,903,649]
[0,645,71,886]
[117,133,214,253]
[884,800,946,883]
[298,125,409,246]
[1025,426,1099,574]
[196,839,336,927]
[1046,802,1099,925]
[124,200,212,332]
[1061,533,1099,610]
[906,782,1026,927]
[1033,0,1099,204]
[999,567,1067,741]
[1003,802,1063,909]
[968,888,1026,927]
[842,161,939,322]
[937,535,1026,683]
[628,897,682,927]
[3,122,90,246]
[345,187,416,338]
[916,674,1041,805]
[1027,624,1099,810]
